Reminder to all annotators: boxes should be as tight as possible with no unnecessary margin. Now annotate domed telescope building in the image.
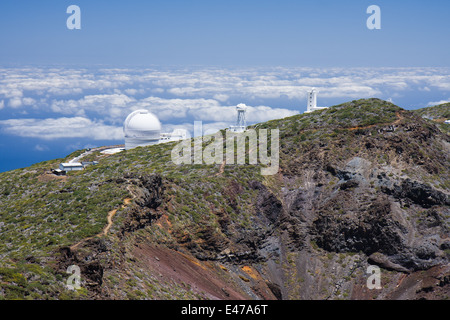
[123,109,188,150]
[124,109,162,150]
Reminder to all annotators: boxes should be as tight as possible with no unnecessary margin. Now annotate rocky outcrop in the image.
[381,178,449,208]
[250,180,283,223]
[309,157,449,273]
[57,238,109,295]
[312,196,406,256]
[120,174,165,235]
[133,174,165,209]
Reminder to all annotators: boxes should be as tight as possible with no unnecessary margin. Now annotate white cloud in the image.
[154,67,411,101]
[213,94,229,102]
[5,66,447,113]
[184,104,298,123]
[34,144,49,151]
[202,122,232,136]
[82,93,132,106]
[50,93,136,118]
[0,117,123,140]
[9,97,22,108]
[2,66,450,145]
[427,99,449,107]
[133,96,223,121]
[0,87,23,99]
[124,88,146,95]
[246,105,298,122]
[161,121,234,137]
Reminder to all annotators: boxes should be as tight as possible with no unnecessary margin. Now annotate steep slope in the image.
[413,102,450,135]
[413,102,450,120]
[0,98,448,300]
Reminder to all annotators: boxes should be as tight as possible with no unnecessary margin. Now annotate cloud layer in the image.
[1,66,449,140]
[0,117,123,140]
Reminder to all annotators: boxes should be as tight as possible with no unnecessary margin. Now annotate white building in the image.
[304,88,328,113]
[59,162,84,171]
[124,110,162,150]
[229,103,247,133]
[124,109,187,150]
[159,128,189,143]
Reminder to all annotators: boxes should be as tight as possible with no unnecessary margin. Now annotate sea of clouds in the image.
[0,66,449,143]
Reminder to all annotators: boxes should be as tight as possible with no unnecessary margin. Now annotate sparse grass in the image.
[0,98,448,299]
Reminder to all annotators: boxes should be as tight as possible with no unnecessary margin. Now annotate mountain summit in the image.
[0,98,449,300]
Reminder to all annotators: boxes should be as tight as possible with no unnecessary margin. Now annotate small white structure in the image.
[59,162,83,171]
[304,88,328,113]
[445,120,450,124]
[52,169,66,176]
[159,128,189,143]
[229,103,247,133]
[81,161,99,167]
[101,147,125,155]
[124,110,162,150]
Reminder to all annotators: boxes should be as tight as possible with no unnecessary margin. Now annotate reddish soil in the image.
[131,243,250,300]
[386,265,450,300]
[38,172,67,182]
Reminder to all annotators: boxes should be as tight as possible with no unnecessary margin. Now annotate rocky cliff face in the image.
[0,99,448,300]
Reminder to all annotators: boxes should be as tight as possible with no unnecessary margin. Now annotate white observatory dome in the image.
[124,109,162,150]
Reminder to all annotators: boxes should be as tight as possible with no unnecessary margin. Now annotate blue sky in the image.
[1,0,450,66]
[0,1,450,172]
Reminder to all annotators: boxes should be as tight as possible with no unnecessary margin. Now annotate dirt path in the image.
[102,197,132,236]
[348,111,404,131]
[215,160,226,176]
[393,111,404,125]
[70,195,134,250]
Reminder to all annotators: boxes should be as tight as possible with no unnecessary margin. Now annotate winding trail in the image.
[215,160,226,176]
[70,184,136,250]
[101,197,133,236]
[348,111,404,131]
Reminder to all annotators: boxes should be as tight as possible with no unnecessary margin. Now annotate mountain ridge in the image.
[0,98,449,300]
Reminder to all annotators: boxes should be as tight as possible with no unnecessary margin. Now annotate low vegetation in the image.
[0,98,448,299]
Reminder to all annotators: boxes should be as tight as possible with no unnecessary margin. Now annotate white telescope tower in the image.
[307,88,317,112]
[230,103,247,133]
[305,88,328,113]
